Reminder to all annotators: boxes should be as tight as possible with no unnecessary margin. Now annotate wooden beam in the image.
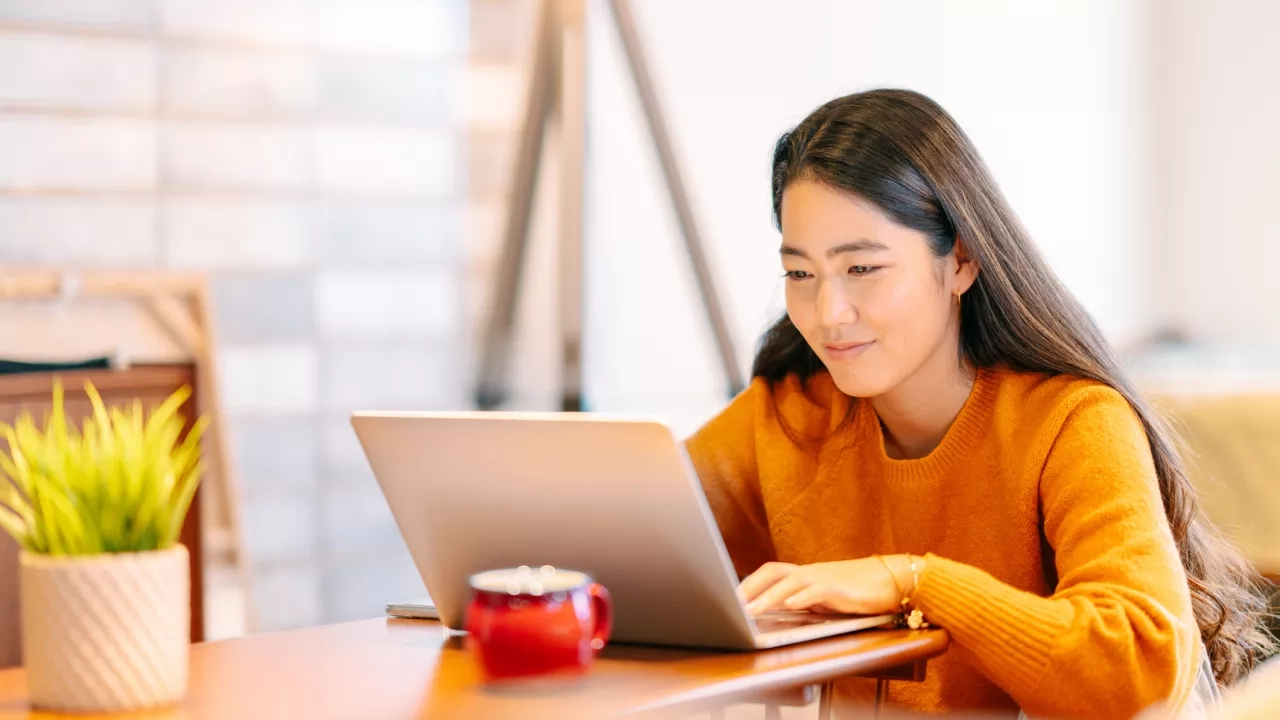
[0,269,207,300]
[141,295,209,359]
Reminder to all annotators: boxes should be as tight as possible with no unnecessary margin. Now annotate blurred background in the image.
[0,0,1277,644]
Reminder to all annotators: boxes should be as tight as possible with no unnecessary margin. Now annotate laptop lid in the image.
[350,410,760,650]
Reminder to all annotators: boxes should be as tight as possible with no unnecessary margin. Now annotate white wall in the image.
[580,0,1154,434]
[1156,0,1280,352]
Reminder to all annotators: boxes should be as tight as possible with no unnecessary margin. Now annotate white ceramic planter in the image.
[19,545,190,712]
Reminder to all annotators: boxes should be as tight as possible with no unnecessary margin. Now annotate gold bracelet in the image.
[904,555,928,630]
[874,555,906,605]
[874,554,910,620]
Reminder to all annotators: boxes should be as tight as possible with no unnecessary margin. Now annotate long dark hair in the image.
[757,88,1273,685]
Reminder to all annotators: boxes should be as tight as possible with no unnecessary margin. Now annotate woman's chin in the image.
[827,367,894,399]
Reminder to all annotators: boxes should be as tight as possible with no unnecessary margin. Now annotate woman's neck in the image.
[871,345,976,460]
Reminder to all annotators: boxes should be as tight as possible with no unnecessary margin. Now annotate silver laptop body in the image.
[351,410,895,650]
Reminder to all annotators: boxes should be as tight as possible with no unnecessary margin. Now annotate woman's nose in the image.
[817,280,856,329]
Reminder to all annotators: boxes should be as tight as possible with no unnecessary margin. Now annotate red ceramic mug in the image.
[463,565,613,684]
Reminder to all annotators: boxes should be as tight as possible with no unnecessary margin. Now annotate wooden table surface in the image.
[0,618,948,719]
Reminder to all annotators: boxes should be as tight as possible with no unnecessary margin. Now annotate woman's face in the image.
[779,179,975,398]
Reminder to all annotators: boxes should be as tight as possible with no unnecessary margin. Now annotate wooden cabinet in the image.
[0,365,204,668]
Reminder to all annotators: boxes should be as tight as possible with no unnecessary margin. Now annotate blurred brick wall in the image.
[0,0,468,633]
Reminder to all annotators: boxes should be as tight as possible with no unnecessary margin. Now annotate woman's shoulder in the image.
[984,365,1143,444]
[987,365,1125,404]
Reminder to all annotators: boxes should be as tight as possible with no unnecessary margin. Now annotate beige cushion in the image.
[1153,392,1280,573]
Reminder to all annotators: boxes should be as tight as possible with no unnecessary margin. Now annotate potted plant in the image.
[0,380,207,712]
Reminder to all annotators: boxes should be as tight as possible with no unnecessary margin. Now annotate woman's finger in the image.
[782,583,830,612]
[746,573,807,615]
[737,562,796,604]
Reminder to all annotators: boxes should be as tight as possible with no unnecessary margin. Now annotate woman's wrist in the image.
[891,554,916,600]
[910,554,928,595]
[873,554,931,628]
[899,554,930,628]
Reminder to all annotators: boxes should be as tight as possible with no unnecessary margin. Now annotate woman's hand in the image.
[738,556,918,616]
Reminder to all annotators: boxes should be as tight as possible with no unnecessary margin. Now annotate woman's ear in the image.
[953,237,979,294]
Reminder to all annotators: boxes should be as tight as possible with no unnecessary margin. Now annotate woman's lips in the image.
[823,341,874,360]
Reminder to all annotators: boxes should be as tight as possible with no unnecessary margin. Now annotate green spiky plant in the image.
[0,381,208,556]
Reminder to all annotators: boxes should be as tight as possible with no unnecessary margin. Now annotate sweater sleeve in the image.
[684,378,776,580]
[912,387,1200,719]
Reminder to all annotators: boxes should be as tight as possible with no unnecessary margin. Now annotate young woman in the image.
[685,89,1273,718]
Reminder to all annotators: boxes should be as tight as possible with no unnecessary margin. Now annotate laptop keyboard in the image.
[753,611,847,633]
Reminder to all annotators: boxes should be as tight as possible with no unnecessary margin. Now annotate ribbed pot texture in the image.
[20,545,189,712]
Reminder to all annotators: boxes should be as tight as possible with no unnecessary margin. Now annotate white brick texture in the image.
[0,198,155,266]
[163,199,311,269]
[0,31,155,109]
[314,272,460,337]
[158,0,309,45]
[0,0,470,635]
[161,123,309,191]
[161,45,314,116]
[240,489,319,565]
[0,117,156,189]
[313,127,456,196]
[219,344,319,414]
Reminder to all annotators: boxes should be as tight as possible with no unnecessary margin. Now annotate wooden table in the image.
[0,619,948,719]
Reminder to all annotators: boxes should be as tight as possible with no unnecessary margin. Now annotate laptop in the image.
[350,410,897,650]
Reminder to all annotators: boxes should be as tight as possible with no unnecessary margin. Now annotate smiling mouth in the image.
[823,341,874,359]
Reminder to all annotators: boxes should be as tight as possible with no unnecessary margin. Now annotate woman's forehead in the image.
[780,181,924,254]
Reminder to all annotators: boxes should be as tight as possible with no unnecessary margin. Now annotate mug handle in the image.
[588,583,613,654]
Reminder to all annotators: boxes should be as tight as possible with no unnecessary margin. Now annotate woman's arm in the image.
[685,378,777,579]
[913,387,1199,719]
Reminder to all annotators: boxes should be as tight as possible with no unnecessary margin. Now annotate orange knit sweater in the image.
[685,366,1200,719]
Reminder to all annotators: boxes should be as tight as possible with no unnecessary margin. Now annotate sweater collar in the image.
[851,366,1000,481]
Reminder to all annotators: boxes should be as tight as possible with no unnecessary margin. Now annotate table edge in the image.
[622,628,950,717]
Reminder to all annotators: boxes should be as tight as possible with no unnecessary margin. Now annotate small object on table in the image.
[464,565,612,685]
[385,597,439,620]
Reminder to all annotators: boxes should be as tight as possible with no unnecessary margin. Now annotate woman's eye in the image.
[849,265,876,276]
[784,270,811,280]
